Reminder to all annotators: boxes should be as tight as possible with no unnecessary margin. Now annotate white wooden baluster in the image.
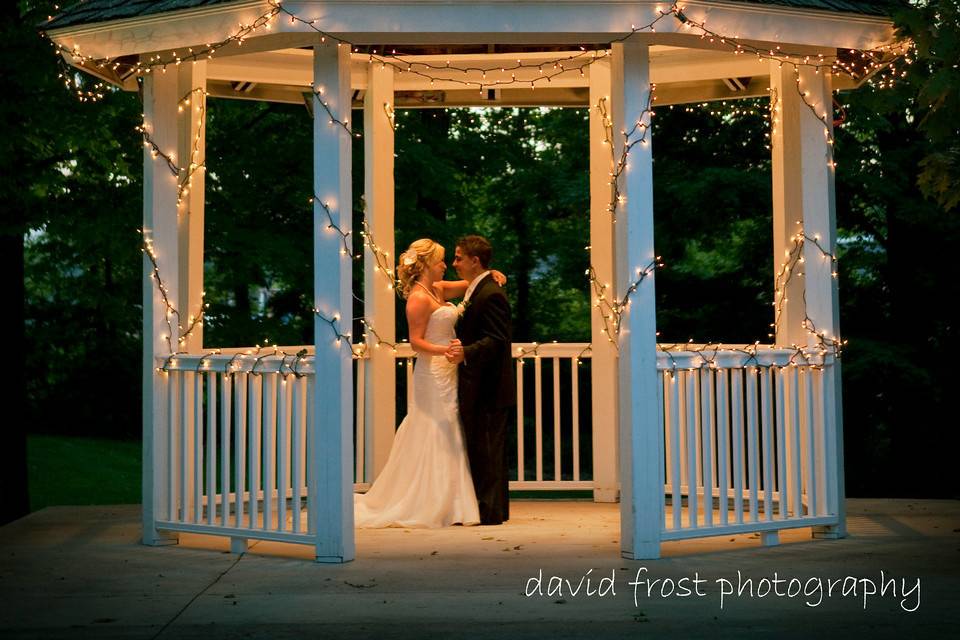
[571,359,580,482]
[746,367,759,523]
[206,371,216,525]
[219,371,231,526]
[248,374,262,528]
[278,375,290,531]
[822,363,841,521]
[663,370,672,499]
[760,367,774,521]
[656,369,664,523]
[193,371,202,523]
[788,366,802,517]
[774,367,788,519]
[669,371,682,531]
[516,360,525,482]
[802,368,817,517]
[690,369,707,499]
[305,374,315,534]
[731,368,744,524]
[535,357,543,482]
[684,370,698,529]
[355,357,365,483]
[716,368,730,526]
[813,368,827,516]
[553,357,561,481]
[700,367,714,527]
[292,375,305,533]
[678,371,687,499]
[167,370,179,522]
[234,372,247,528]
[181,371,193,523]
[263,373,276,530]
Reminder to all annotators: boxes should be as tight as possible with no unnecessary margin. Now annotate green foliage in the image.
[11,0,958,500]
[392,107,593,342]
[27,435,141,510]
[202,99,314,348]
[7,1,144,436]
[652,101,774,343]
[891,0,960,210]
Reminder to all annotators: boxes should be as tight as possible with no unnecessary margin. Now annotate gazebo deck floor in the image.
[1,499,957,638]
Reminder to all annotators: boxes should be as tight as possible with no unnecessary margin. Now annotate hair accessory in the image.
[402,252,416,266]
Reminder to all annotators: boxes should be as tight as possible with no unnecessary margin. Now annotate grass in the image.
[27,435,141,512]
[25,435,594,512]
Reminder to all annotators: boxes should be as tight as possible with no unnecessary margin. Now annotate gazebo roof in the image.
[43,0,905,109]
[44,0,905,30]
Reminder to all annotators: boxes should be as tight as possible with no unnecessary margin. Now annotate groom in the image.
[447,235,515,525]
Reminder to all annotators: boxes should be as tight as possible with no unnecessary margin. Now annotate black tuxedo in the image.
[457,273,515,524]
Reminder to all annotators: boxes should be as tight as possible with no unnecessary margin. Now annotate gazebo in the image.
[42,0,904,562]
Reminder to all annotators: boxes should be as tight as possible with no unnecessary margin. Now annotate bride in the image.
[354,238,505,528]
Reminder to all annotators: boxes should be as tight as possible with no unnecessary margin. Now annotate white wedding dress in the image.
[354,304,480,528]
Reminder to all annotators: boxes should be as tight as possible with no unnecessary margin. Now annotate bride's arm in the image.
[434,270,508,301]
[406,293,450,356]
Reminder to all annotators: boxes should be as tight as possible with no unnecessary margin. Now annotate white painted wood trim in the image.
[312,42,356,563]
[142,69,181,546]
[176,61,207,353]
[48,0,895,60]
[362,60,397,483]
[588,56,620,504]
[613,40,663,560]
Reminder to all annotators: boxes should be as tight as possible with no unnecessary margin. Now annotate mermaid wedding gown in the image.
[354,304,480,528]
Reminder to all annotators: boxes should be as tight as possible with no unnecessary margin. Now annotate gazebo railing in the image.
[390,342,594,491]
[151,342,839,545]
[657,347,841,540]
[153,353,321,544]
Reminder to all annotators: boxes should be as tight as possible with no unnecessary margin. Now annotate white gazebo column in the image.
[311,42,356,563]
[770,61,846,539]
[176,62,207,353]
[142,67,182,547]
[362,62,397,483]
[588,57,619,503]
[611,41,663,559]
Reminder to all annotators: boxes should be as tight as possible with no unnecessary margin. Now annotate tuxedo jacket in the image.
[457,274,516,412]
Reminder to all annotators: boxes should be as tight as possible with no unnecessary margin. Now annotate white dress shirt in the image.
[463,270,491,304]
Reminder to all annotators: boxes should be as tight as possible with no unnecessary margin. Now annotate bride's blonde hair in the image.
[397,238,445,299]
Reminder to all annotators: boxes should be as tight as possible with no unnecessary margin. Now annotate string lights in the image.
[47,0,906,369]
[313,308,355,356]
[310,84,359,137]
[141,231,206,355]
[44,1,911,105]
[310,195,353,257]
[359,217,400,294]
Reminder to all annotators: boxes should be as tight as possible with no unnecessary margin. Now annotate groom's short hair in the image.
[457,235,493,268]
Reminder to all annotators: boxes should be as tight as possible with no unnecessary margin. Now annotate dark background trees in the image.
[6,0,958,522]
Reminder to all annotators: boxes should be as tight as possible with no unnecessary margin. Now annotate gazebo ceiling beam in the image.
[197,44,860,107]
[205,77,780,108]
[202,46,778,88]
[46,1,895,62]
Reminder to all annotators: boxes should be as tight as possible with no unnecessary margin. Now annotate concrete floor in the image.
[0,499,957,639]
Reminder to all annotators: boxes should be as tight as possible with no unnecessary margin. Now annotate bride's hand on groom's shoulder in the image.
[492,270,507,287]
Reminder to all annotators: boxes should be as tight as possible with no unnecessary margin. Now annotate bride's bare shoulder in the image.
[405,290,434,318]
